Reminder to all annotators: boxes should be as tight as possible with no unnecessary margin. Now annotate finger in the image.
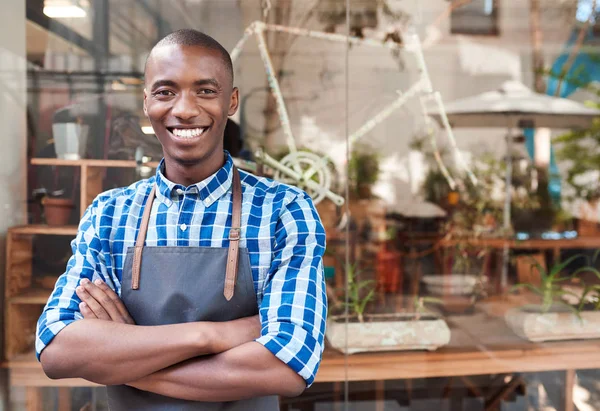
[93,280,135,324]
[76,284,111,321]
[79,302,97,319]
[81,280,123,322]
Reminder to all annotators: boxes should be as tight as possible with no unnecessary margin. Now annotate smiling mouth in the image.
[166,126,209,139]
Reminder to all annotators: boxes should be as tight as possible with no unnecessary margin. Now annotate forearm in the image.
[129,341,306,401]
[40,319,212,385]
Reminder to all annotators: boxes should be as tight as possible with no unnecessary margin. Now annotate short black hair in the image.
[145,29,234,85]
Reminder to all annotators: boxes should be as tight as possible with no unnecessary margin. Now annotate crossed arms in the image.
[41,279,304,401]
[36,191,327,402]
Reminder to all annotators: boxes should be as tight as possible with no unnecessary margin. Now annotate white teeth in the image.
[171,128,206,139]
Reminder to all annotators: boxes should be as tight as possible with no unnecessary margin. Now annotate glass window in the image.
[7,0,600,409]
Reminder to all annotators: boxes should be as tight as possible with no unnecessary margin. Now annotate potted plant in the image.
[326,265,451,354]
[348,144,380,200]
[505,254,600,342]
[40,189,74,226]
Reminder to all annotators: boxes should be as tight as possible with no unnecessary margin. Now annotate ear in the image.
[143,89,148,117]
[228,87,239,117]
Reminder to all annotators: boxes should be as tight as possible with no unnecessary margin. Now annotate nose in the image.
[171,93,201,120]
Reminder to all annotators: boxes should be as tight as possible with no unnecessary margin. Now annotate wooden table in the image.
[406,234,600,263]
[309,294,600,411]
[6,296,599,411]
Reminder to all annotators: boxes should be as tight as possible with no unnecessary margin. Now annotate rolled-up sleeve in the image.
[255,191,327,387]
[35,202,106,360]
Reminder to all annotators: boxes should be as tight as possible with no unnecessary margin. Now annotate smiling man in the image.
[36,29,327,410]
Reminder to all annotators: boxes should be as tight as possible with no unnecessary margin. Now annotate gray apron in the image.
[107,167,279,410]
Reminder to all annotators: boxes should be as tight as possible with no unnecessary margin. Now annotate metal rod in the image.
[254,23,299,155]
[501,123,514,291]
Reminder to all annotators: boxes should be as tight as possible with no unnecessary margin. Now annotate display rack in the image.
[4,158,158,410]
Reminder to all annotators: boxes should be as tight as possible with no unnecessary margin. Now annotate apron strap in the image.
[224,167,242,301]
[132,185,156,290]
[131,166,243,300]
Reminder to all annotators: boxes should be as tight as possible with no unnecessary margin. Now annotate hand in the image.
[76,279,135,325]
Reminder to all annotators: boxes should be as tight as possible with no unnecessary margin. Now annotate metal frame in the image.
[230,21,475,205]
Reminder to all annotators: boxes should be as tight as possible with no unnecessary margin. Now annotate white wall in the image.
[0,1,28,408]
[233,0,585,207]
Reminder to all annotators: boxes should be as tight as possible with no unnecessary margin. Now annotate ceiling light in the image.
[44,1,87,18]
[141,126,155,135]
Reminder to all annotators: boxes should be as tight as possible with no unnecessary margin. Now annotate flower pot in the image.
[326,313,450,354]
[421,274,482,296]
[505,305,600,342]
[42,197,74,226]
[357,184,372,199]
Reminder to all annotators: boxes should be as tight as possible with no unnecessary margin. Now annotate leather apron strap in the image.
[223,168,242,301]
[131,185,156,290]
[131,167,243,301]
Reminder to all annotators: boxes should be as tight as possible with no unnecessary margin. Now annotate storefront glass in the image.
[6,0,600,409]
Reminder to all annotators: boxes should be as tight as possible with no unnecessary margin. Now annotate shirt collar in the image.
[154,151,234,208]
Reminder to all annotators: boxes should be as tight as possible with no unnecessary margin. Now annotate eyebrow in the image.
[150,79,177,92]
[150,78,221,92]
[193,78,221,89]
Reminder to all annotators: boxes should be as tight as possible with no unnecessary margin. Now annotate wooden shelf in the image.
[9,225,78,236]
[9,289,51,305]
[31,158,160,168]
[4,351,99,387]
[4,350,38,368]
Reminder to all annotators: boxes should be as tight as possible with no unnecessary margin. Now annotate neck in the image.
[163,151,225,186]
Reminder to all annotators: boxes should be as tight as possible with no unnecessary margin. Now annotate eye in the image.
[152,89,175,97]
[198,89,217,95]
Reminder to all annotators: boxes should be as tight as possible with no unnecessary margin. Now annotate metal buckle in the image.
[229,228,241,241]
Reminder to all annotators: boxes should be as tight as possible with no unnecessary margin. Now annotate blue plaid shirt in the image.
[36,152,327,386]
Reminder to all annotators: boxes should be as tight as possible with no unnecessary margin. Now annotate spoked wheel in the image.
[274,151,335,205]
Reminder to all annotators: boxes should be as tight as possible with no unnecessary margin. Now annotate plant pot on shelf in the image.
[512,208,554,236]
[505,305,600,342]
[421,274,483,296]
[326,313,450,354]
[42,197,75,226]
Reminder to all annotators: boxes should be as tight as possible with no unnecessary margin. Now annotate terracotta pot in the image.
[42,197,74,226]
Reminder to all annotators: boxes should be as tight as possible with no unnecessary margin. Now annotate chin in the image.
[170,148,222,166]
[168,153,206,166]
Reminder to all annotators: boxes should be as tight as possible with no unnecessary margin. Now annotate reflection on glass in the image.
[12,0,600,410]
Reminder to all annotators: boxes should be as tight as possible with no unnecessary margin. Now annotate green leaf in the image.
[357,288,376,315]
[554,289,581,301]
[420,296,444,306]
[526,258,548,281]
[548,255,586,280]
[593,249,600,264]
[572,266,600,282]
[357,280,375,292]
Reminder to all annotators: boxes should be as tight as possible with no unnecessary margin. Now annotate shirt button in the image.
[176,189,184,195]
[180,223,187,231]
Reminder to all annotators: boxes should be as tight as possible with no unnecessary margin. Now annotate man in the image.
[36,29,327,410]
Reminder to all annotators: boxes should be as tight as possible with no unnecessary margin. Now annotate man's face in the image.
[144,44,238,166]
